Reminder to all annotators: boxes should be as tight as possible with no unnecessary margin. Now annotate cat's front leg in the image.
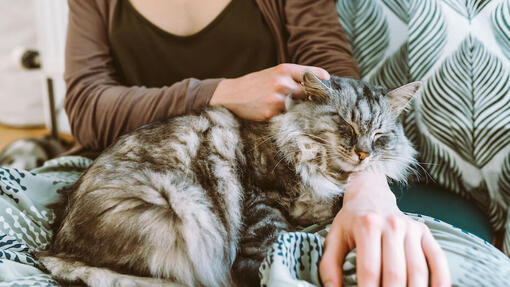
[232,196,292,287]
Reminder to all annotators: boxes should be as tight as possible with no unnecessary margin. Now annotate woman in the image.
[64,0,450,286]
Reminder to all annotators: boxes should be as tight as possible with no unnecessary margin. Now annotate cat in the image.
[37,72,420,287]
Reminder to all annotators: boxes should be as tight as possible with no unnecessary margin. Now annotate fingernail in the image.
[324,282,334,287]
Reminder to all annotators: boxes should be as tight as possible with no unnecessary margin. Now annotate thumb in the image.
[283,63,330,82]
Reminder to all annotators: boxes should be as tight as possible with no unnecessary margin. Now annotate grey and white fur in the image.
[38,72,421,287]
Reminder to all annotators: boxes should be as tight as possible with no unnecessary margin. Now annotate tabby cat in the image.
[38,72,420,287]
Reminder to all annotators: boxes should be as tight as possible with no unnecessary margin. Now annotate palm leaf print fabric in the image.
[408,0,447,80]
[337,0,510,255]
[443,0,493,19]
[337,0,389,78]
[370,43,408,89]
[493,0,510,59]
[0,156,91,286]
[420,36,510,169]
[381,0,409,23]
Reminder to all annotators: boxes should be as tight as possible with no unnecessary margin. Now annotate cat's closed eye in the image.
[373,130,384,140]
[374,130,394,146]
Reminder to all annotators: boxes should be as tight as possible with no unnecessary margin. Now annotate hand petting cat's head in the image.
[271,71,420,198]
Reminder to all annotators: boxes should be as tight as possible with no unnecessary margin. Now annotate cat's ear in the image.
[302,71,332,102]
[385,82,422,115]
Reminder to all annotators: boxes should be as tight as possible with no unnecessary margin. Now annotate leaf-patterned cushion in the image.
[336,0,510,255]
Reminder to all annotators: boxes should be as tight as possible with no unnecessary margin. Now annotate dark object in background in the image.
[21,49,41,69]
[11,47,41,70]
[0,135,69,170]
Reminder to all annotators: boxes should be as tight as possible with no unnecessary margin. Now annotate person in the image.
[64,0,451,286]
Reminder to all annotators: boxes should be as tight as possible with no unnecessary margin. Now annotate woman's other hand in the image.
[319,170,451,287]
[209,63,329,121]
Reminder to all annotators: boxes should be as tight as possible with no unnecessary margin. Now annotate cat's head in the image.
[271,71,420,198]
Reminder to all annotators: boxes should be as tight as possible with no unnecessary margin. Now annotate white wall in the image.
[35,0,69,133]
[0,0,44,127]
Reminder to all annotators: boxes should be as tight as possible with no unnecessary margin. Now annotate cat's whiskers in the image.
[416,161,441,167]
[300,133,329,145]
[328,149,355,163]
[250,134,276,152]
[293,133,358,167]
[315,152,358,168]
[292,142,349,164]
[249,133,298,173]
[378,156,424,182]
[411,162,437,184]
[271,151,291,173]
[334,150,352,159]
[268,143,303,173]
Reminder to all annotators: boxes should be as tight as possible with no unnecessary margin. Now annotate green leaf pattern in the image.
[419,36,510,168]
[368,0,447,84]
[408,0,447,80]
[337,0,389,78]
[370,43,409,89]
[506,209,510,255]
[382,0,410,23]
[500,154,510,206]
[402,104,420,148]
[492,0,510,59]
[443,0,493,19]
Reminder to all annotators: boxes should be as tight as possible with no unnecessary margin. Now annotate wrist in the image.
[344,170,395,203]
[209,79,232,106]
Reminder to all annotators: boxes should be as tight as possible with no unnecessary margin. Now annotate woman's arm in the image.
[65,0,222,151]
[284,0,360,78]
[319,171,451,287]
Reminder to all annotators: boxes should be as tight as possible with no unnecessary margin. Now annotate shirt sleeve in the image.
[64,0,222,151]
[284,0,360,79]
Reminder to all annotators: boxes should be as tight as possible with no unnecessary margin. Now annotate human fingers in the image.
[273,63,330,83]
[273,77,305,99]
[320,225,348,287]
[255,93,286,122]
[405,223,428,287]
[272,93,287,115]
[381,215,406,287]
[354,214,382,287]
[422,227,451,287]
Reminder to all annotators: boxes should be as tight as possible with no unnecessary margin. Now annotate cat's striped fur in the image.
[38,72,420,287]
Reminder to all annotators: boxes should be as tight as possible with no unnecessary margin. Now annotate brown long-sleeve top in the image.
[65,0,359,152]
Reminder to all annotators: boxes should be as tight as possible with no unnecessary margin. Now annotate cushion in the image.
[337,0,510,255]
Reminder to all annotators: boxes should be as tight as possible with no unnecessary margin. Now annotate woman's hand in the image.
[209,63,329,121]
[319,170,451,287]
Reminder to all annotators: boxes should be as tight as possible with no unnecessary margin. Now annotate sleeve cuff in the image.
[187,78,224,112]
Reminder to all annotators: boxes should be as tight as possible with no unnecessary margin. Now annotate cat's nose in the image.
[356,151,370,161]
